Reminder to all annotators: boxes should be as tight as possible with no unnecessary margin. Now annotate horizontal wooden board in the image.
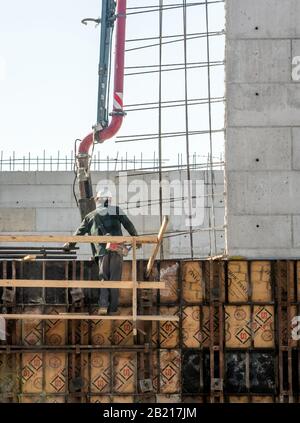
[228,396,249,403]
[0,279,165,289]
[0,235,158,244]
[0,314,179,322]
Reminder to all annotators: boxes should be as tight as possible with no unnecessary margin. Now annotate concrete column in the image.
[226,0,300,258]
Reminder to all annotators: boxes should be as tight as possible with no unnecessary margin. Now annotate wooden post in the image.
[146,216,169,278]
[132,238,137,336]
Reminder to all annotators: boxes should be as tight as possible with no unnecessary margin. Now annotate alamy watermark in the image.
[292,56,300,81]
[95,172,205,227]
[291,316,300,341]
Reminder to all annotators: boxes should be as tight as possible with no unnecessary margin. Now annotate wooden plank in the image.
[113,308,134,345]
[228,261,249,302]
[158,307,179,348]
[182,306,201,348]
[114,353,135,393]
[225,305,251,348]
[251,261,272,302]
[120,261,133,305]
[90,352,110,393]
[228,396,249,403]
[182,261,204,302]
[159,350,181,394]
[159,261,179,304]
[22,352,43,394]
[45,352,66,394]
[0,314,179,322]
[146,216,169,277]
[0,279,166,290]
[253,305,274,348]
[0,235,157,244]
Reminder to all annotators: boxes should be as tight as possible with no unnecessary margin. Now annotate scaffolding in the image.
[0,0,228,403]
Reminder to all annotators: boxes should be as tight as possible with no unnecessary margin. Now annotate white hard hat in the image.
[96,187,112,199]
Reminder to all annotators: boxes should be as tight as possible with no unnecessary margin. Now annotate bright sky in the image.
[0,0,225,166]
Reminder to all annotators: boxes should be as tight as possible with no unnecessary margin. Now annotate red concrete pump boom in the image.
[76,0,127,218]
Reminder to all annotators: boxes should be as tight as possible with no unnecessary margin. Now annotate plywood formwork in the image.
[0,259,300,403]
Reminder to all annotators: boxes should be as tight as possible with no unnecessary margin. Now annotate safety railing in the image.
[0,217,175,335]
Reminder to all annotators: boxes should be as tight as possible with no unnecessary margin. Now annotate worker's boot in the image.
[70,288,84,304]
[97,307,108,316]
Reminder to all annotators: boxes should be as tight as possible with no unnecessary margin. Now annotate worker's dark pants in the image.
[98,251,123,312]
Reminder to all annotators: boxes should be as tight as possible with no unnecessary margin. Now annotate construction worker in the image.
[64,187,138,315]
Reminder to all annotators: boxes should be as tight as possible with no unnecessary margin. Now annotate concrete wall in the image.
[226,0,300,258]
[0,170,225,259]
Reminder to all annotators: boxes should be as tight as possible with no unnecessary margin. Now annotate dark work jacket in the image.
[73,205,138,257]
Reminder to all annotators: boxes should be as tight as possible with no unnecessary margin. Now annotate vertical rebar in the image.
[205,0,217,256]
[182,0,194,259]
[158,0,164,259]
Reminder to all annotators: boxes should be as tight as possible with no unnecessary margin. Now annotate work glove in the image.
[62,243,71,251]
[63,242,76,251]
